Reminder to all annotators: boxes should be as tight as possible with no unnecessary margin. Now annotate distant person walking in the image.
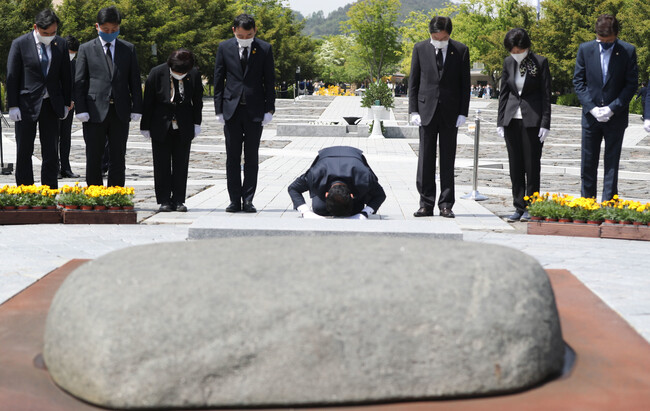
[497,28,551,223]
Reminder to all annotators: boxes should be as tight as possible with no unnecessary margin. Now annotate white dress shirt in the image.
[513,63,526,120]
[599,42,614,84]
[33,31,52,98]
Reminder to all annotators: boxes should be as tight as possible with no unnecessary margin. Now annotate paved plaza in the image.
[1,96,649,342]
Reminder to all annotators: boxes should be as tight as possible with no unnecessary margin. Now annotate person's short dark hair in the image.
[97,6,122,25]
[503,28,531,51]
[326,183,353,217]
[35,9,60,30]
[233,14,256,30]
[429,16,452,35]
[167,49,195,73]
[595,14,619,37]
[65,35,80,52]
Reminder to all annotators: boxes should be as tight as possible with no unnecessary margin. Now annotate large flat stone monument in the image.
[44,236,564,408]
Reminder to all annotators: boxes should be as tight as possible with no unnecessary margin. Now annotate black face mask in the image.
[599,40,615,50]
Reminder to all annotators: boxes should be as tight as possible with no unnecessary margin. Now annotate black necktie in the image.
[241,46,248,71]
[436,48,443,73]
[40,43,49,77]
[105,43,113,76]
[173,78,182,103]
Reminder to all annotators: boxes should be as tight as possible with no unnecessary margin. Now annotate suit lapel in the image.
[27,32,46,79]
[48,39,61,79]
[93,38,112,80]
[604,42,622,87]
[507,58,518,93]
[589,42,603,88]
[424,43,440,79]
[164,67,172,102]
[232,40,245,77]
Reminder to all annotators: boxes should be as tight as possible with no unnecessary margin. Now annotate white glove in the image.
[644,119,650,133]
[589,107,602,118]
[410,113,421,126]
[496,126,505,138]
[538,127,550,143]
[216,114,226,125]
[140,130,151,138]
[297,204,325,219]
[455,115,466,127]
[60,106,70,120]
[76,112,90,122]
[9,107,21,122]
[194,124,201,137]
[598,107,613,122]
[347,213,368,220]
[130,113,142,122]
[262,112,273,126]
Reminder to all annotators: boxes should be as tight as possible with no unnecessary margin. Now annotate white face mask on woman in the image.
[170,71,187,80]
[511,49,529,64]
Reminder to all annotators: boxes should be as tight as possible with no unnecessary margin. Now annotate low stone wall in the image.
[276,123,418,138]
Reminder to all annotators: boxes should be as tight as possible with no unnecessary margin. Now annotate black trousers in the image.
[14,99,59,189]
[151,127,192,205]
[581,121,625,202]
[57,107,75,173]
[504,119,543,213]
[416,111,458,210]
[82,105,130,187]
[223,104,263,204]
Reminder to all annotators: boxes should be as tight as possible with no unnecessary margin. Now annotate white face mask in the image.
[171,71,187,80]
[511,50,529,64]
[36,31,55,46]
[236,37,254,48]
[431,39,448,49]
[69,53,76,61]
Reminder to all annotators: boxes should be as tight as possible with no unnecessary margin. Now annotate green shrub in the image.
[556,93,580,107]
[361,81,394,109]
[629,95,643,115]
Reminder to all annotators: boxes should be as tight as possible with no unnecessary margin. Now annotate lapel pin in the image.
[252,49,257,54]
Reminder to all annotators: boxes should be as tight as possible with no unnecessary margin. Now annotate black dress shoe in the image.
[506,210,523,222]
[61,170,81,178]
[159,203,173,212]
[413,207,434,217]
[243,201,257,213]
[175,203,187,212]
[440,208,455,218]
[225,202,241,213]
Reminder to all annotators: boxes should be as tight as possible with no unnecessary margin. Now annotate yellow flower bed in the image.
[525,192,650,224]
[314,85,355,97]
[0,184,135,209]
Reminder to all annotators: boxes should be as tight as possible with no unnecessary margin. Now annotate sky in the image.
[286,0,353,17]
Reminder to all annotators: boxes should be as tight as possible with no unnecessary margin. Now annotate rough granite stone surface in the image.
[44,236,564,408]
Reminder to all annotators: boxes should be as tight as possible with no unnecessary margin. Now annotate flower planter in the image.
[545,217,558,222]
[529,216,544,221]
[558,218,572,223]
[604,219,618,224]
[632,221,646,226]
[619,220,632,225]
[573,220,586,224]
[528,221,600,238]
[31,206,44,210]
[0,209,62,225]
[600,224,650,241]
[3,206,17,210]
[108,206,121,211]
[122,205,134,210]
[94,205,107,211]
[46,205,57,210]
[587,220,602,225]
[61,209,137,224]
[63,205,79,210]
[17,205,30,210]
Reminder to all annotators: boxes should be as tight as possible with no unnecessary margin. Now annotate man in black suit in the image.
[288,146,386,219]
[75,6,142,188]
[214,13,275,213]
[409,16,470,218]
[7,9,71,189]
[57,35,81,179]
[140,49,203,212]
[573,14,638,202]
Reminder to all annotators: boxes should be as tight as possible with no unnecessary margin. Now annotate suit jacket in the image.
[645,83,650,120]
[74,37,143,123]
[6,32,71,121]
[288,146,386,216]
[573,39,638,128]
[408,38,471,127]
[213,37,275,122]
[140,63,203,140]
[497,52,551,129]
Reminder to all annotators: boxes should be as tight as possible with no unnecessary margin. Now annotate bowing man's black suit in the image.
[213,37,275,205]
[141,63,203,205]
[288,146,386,216]
[409,38,470,210]
[7,32,71,188]
[75,37,142,187]
[573,39,638,201]
[498,52,551,213]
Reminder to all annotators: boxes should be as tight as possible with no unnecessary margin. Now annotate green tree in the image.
[342,0,402,81]
[314,35,367,84]
[237,0,318,84]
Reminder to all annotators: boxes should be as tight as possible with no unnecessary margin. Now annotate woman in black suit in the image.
[141,49,203,212]
[497,28,551,222]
